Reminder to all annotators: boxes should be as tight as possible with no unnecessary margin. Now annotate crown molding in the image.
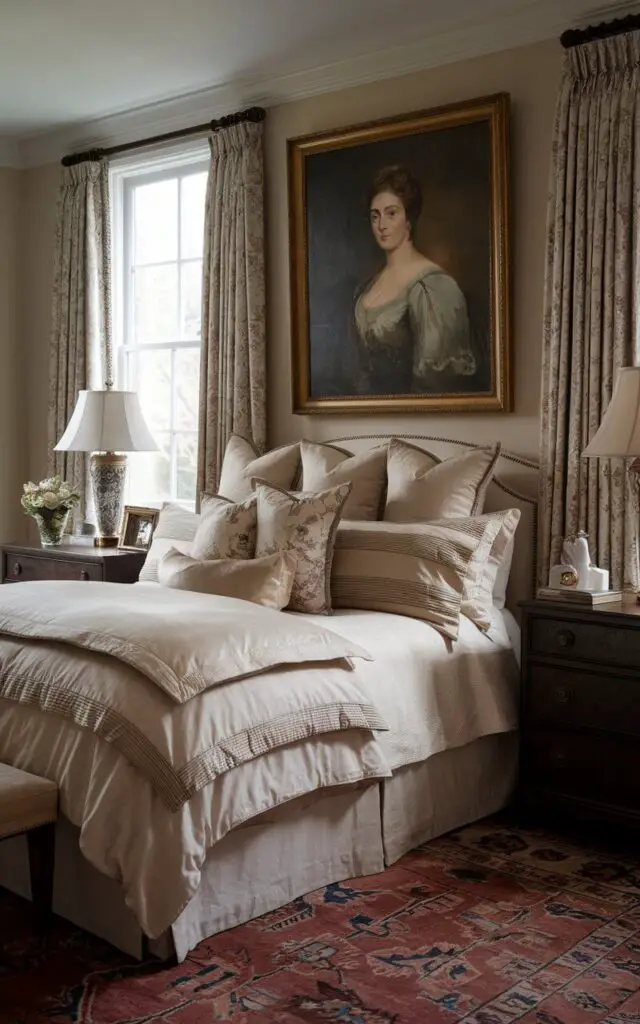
[0,137,23,169]
[14,0,611,168]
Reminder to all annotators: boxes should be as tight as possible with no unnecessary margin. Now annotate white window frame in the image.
[110,143,209,506]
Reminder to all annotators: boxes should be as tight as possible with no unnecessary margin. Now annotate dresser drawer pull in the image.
[551,748,568,768]
[11,561,22,577]
[555,628,575,649]
[79,570,89,581]
[554,685,573,704]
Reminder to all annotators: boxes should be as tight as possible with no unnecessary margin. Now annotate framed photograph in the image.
[288,92,511,414]
[118,506,159,552]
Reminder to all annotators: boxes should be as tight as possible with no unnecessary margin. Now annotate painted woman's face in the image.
[369,191,410,252]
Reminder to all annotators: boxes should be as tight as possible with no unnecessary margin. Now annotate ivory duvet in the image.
[0,581,391,937]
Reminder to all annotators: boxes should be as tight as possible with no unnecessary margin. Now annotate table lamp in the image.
[583,365,640,600]
[55,387,158,547]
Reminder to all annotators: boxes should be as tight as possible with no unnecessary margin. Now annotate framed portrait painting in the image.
[288,92,511,414]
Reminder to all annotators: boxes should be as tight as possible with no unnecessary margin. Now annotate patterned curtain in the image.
[48,160,112,521]
[538,32,640,590]
[197,121,266,496]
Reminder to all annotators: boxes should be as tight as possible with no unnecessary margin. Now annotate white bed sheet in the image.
[300,607,519,771]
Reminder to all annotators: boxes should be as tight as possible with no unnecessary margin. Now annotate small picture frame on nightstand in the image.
[118,506,159,552]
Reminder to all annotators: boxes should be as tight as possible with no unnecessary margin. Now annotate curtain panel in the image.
[48,160,112,521]
[197,121,266,496]
[539,32,640,590]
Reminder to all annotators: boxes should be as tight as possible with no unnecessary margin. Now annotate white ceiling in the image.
[0,0,632,159]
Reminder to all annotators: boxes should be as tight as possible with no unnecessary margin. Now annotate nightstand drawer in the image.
[524,728,640,805]
[529,614,640,669]
[5,552,103,583]
[527,665,640,736]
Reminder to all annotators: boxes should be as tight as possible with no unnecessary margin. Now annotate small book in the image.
[537,587,623,606]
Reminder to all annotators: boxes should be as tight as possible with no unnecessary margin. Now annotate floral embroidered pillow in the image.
[190,494,257,561]
[254,480,352,614]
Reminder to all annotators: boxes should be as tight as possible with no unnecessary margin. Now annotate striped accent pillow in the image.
[138,503,200,583]
[331,519,496,640]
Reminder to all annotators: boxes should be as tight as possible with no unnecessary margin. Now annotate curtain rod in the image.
[61,104,266,167]
[560,11,640,47]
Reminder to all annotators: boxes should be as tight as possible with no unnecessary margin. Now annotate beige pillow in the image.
[384,439,501,522]
[218,435,301,502]
[300,440,387,520]
[191,494,257,560]
[463,508,521,617]
[443,509,521,630]
[331,518,495,640]
[138,503,199,583]
[254,480,351,614]
[158,548,295,610]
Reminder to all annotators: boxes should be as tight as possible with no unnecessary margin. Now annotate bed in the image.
[0,434,537,961]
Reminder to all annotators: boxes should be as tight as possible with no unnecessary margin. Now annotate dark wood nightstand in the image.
[519,598,640,831]
[1,541,145,585]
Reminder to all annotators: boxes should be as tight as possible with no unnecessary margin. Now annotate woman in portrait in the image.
[354,164,476,395]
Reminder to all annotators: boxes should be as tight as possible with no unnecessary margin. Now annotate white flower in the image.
[42,491,60,509]
[23,482,37,493]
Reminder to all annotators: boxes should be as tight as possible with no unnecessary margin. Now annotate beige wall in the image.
[0,167,25,542]
[20,38,561,491]
[265,38,561,458]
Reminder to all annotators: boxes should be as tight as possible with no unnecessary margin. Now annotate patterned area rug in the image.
[1,817,640,1023]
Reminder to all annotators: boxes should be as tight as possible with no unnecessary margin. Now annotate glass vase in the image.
[33,507,70,547]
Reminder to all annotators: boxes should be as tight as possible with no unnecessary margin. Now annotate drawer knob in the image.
[555,628,575,649]
[79,570,89,581]
[11,562,22,577]
[551,748,568,768]
[555,685,573,704]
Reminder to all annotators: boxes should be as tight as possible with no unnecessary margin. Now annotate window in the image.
[111,148,209,507]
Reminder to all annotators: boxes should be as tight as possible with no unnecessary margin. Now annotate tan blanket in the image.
[0,582,386,811]
[0,581,371,702]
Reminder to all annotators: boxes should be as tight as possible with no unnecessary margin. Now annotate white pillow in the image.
[138,503,200,583]
[493,535,515,609]
[456,509,521,628]
[218,435,301,502]
[158,548,295,610]
[384,438,501,522]
[300,440,387,520]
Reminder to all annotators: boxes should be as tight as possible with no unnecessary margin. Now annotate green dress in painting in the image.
[354,266,475,395]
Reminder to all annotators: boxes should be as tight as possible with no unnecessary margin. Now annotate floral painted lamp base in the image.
[89,453,128,548]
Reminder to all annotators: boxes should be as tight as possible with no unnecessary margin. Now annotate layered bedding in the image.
[298,605,519,770]
[0,581,391,937]
[0,433,534,958]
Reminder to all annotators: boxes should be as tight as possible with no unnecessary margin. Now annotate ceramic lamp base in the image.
[89,452,127,546]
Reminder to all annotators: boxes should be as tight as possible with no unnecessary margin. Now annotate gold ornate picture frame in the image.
[118,506,159,552]
[288,92,511,414]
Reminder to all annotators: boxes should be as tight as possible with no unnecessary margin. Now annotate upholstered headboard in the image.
[324,433,539,617]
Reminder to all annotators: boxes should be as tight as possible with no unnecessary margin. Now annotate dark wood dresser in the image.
[1,542,145,585]
[519,599,640,830]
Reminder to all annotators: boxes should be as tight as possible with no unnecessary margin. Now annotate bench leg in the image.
[27,822,56,926]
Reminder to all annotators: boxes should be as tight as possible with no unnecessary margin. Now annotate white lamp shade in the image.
[54,390,158,453]
[583,367,640,458]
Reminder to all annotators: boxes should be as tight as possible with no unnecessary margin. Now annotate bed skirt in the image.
[0,732,517,960]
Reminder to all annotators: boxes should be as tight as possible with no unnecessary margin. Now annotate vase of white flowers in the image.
[21,476,81,547]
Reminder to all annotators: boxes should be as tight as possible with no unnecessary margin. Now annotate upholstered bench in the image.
[0,763,58,923]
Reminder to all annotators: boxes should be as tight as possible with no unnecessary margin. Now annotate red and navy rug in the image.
[1,817,639,1022]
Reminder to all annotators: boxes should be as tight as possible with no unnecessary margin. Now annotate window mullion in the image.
[170,347,178,500]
